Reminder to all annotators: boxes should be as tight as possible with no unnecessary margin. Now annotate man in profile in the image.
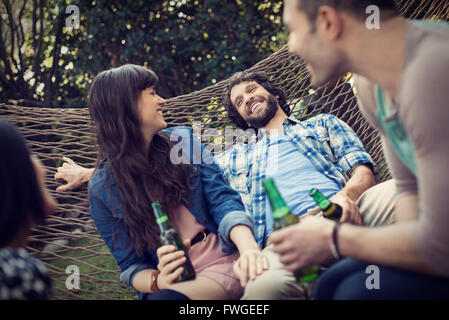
[270,0,449,299]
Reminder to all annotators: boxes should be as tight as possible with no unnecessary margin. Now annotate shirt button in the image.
[259,196,263,201]
[324,171,329,175]
[258,220,263,224]
[307,152,312,156]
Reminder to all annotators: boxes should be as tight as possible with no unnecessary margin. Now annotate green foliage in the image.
[0,0,287,107]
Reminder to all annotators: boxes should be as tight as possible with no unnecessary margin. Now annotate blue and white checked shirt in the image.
[214,114,375,248]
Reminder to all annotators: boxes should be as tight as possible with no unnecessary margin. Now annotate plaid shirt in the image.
[214,114,375,248]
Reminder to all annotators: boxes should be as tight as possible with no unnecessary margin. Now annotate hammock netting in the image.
[0,0,447,299]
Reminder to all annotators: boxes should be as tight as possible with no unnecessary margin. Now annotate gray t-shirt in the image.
[354,20,449,277]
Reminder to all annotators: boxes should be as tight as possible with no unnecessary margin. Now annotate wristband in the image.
[329,222,342,260]
[150,270,160,293]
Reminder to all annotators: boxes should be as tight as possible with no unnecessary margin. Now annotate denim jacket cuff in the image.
[120,262,154,287]
[218,210,255,252]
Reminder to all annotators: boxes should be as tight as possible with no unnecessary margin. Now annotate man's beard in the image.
[246,94,279,129]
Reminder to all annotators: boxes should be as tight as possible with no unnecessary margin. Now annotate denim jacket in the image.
[88,127,253,298]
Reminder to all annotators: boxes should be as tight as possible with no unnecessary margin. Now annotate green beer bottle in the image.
[152,201,196,282]
[309,188,342,222]
[263,178,320,283]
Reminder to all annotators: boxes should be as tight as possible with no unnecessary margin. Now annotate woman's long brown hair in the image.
[88,64,193,256]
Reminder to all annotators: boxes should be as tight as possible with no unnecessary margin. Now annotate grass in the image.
[44,237,138,300]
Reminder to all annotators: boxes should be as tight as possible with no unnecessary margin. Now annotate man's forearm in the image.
[83,167,95,182]
[341,164,376,201]
[338,222,435,275]
[230,225,260,252]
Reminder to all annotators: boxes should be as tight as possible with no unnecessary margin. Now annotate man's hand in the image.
[269,216,335,272]
[233,248,269,288]
[330,191,362,225]
[54,157,94,191]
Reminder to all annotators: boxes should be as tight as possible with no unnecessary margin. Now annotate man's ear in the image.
[316,5,343,42]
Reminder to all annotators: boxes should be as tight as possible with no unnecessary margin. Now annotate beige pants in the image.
[241,179,397,300]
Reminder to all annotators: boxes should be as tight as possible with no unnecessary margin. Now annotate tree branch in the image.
[32,0,44,93]
[16,0,28,78]
[44,9,65,107]
[18,0,27,49]
[0,0,31,99]
[0,5,15,78]
[3,0,19,72]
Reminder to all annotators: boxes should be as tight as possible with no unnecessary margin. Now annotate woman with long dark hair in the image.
[0,119,58,299]
[87,64,267,300]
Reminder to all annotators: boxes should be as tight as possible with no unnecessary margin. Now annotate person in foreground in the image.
[269,0,449,299]
[85,64,268,300]
[0,119,58,300]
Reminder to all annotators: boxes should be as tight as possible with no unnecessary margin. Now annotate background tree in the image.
[0,0,286,108]
[0,0,68,107]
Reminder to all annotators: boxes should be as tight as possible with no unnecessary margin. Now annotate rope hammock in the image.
[0,0,447,300]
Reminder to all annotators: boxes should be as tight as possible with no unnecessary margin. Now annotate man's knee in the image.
[242,271,312,300]
[358,179,397,227]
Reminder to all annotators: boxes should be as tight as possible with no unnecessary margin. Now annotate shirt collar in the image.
[250,116,303,144]
[284,115,302,126]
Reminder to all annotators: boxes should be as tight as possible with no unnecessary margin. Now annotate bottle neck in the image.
[310,189,332,211]
[267,188,290,219]
[267,194,288,212]
[152,201,174,231]
[156,214,173,231]
[322,204,336,216]
[264,180,290,219]
[272,207,291,219]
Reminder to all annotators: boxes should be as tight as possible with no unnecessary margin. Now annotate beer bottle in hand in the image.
[263,178,320,283]
[152,201,196,282]
[309,188,342,222]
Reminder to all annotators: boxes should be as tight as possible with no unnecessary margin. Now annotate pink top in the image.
[171,205,244,299]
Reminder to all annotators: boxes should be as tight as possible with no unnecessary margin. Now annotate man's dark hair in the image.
[0,120,46,247]
[222,72,289,130]
[297,0,399,23]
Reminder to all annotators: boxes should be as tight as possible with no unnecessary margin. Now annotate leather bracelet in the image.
[150,270,160,293]
[329,222,342,260]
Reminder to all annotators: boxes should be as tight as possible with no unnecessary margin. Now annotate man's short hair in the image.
[297,0,399,23]
[222,72,289,130]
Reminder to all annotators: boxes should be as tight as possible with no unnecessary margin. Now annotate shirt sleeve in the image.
[325,114,375,175]
[403,45,449,276]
